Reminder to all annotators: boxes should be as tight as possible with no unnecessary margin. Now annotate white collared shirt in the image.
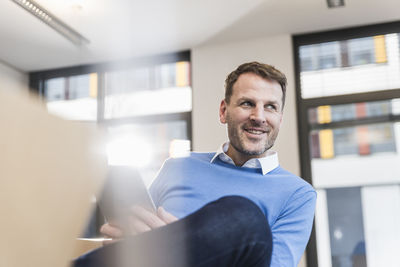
[210,142,279,175]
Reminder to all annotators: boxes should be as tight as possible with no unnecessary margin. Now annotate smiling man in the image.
[147,62,316,266]
[221,71,284,165]
[75,62,316,267]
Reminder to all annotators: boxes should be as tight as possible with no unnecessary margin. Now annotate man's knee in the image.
[195,196,272,266]
[207,196,272,243]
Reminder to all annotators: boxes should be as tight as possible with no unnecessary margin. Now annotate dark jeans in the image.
[73,196,272,267]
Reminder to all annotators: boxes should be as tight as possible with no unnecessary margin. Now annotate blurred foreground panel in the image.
[0,89,107,267]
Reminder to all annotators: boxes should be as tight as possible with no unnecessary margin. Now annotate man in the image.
[75,62,316,267]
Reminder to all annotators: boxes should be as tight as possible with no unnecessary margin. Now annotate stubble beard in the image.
[227,118,278,157]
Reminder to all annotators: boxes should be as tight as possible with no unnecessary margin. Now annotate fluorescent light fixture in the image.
[327,0,345,8]
[11,0,90,45]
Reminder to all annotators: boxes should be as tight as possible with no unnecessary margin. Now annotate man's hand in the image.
[100,206,178,245]
[100,223,123,245]
[129,206,178,234]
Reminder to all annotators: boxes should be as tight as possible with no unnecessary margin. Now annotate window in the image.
[318,42,341,70]
[299,36,387,73]
[45,73,98,121]
[29,51,192,237]
[30,52,191,183]
[298,33,396,99]
[347,37,375,66]
[104,62,191,119]
[308,100,398,159]
[294,22,400,267]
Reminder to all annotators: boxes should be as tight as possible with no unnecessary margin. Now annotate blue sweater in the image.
[149,152,316,267]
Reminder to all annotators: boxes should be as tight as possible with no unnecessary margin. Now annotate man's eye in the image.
[266,104,277,110]
[241,101,252,107]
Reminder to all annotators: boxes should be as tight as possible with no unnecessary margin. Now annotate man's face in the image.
[219,72,283,164]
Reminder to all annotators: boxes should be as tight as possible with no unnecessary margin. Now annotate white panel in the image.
[315,189,332,267]
[312,153,400,188]
[361,185,400,267]
[104,87,192,119]
[47,98,97,121]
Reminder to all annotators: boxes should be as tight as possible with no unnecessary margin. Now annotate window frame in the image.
[293,21,400,267]
[29,51,192,237]
[28,50,192,144]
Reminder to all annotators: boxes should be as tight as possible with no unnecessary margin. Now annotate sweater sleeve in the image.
[270,186,317,267]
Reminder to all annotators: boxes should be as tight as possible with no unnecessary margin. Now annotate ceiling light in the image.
[327,0,345,8]
[11,0,90,46]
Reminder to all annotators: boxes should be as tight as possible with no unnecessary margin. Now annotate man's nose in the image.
[249,106,266,124]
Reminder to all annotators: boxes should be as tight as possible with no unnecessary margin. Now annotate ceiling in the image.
[1,0,400,72]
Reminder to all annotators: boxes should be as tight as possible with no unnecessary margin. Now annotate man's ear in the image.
[219,100,227,124]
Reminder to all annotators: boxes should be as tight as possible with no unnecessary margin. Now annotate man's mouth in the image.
[244,128,267,135]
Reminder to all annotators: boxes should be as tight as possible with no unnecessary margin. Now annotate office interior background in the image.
[1,0,400,267]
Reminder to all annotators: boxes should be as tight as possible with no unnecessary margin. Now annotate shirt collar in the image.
[210,142,279,175]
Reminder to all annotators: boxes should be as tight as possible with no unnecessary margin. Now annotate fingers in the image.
[100,223,123,246]
[127,207,177,235]
[99,206,178,239]
[128,216,152,234]
[131,206,167,229]
[100,223,123,239]
[157,207,178,224]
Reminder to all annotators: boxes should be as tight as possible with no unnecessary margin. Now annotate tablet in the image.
[97,166,156,230]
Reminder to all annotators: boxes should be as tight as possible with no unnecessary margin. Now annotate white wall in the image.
[192,34,306,266]
[361,185,400,267]
[0,61,28,93]
[192,34,300,175]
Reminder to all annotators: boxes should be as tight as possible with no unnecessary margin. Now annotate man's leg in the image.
[73,196,272,267]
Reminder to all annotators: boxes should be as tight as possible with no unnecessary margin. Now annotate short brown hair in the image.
[224,62,287,109]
